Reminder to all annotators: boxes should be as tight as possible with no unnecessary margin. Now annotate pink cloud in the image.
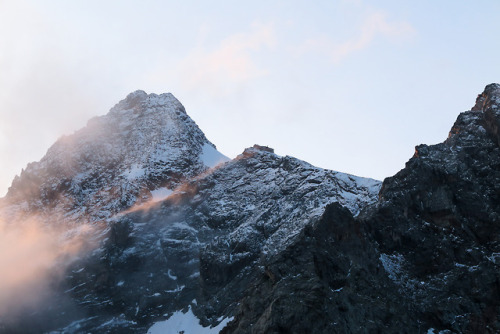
[299,11,415,64]
[177,22,276,94]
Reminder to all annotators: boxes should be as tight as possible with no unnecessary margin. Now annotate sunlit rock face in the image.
[2,85,500,333]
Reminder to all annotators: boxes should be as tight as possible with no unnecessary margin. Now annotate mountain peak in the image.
[110,90,186,116]
[436,83,500,149]
[471,83,500,112]
[5,90,227,219]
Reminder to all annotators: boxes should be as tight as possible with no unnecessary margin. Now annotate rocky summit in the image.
[1,85,500,333]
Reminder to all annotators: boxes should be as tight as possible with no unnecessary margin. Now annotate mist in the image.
[0,214,97,320]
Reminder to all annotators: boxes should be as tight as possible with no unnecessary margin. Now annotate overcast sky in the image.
[1,0,500,196]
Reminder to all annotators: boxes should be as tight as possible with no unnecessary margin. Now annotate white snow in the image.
[164,285,185,293]
[122,164,145,180]
[151,187,173,202]
[147,306,233,334]
[487,252,500,264]
[201,143,230,168]
[96,315,137,330]
[167,269,177,280]
[426,329,448,334]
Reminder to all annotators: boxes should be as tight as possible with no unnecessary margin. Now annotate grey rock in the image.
[3,84,500,334]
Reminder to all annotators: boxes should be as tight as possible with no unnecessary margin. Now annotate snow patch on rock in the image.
[147,306,232,334]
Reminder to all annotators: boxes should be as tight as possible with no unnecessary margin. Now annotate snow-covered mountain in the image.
[2,85,500,333]
[38,145,379,333]
[3,90,228,222]
[0,90,379,333]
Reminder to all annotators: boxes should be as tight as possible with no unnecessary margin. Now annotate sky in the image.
[1,0,500,196]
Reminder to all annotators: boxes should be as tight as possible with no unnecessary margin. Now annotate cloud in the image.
[0,213,96,317]
[299,11,415,64]
[173,22,276,95]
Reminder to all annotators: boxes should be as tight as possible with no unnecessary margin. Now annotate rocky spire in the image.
[445,83,500,147]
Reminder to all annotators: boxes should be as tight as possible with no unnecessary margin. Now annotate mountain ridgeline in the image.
[1,85,500,333]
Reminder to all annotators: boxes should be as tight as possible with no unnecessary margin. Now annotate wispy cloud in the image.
[175,22,275,95]
[0,214,96,317]
[299,11,415,64]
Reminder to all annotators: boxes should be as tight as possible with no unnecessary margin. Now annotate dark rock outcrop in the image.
[221,84,500,333]
[221,203,408,334]
[364,83,500,333]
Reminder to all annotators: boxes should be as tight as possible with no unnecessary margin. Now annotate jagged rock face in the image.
[215,84,500,333]
[0,92,380,333]
[363,83,500,332]
[3,85,500,334]
[4,90,227,221]
[221,203,408,334]
[195,147,380,319]
[42,146,380,333]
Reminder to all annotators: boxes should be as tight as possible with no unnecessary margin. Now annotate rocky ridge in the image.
[51,145,379,333]
[221,84,500,333]
[0,91,380,333]
[363,83,500,332]
[1,84,500,333]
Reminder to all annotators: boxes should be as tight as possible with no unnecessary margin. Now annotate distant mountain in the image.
[1,84,499,333]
